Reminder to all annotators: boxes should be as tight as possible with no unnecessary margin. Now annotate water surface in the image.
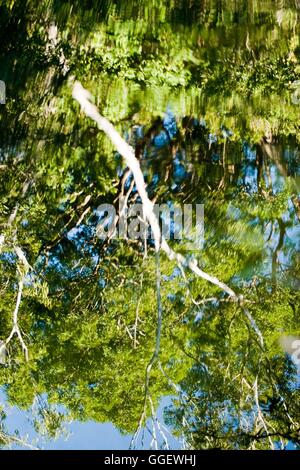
[0,0,299,450]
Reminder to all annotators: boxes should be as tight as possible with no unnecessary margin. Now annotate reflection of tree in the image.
[0,138,299,447]
[0,0,299,450]
[164,287,300,450]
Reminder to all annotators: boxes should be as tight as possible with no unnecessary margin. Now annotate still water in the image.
[0,1,299,450]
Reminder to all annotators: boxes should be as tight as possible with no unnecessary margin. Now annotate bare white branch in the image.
[5,277,29,362]
[72,81,238,298]
[4,246,31,362]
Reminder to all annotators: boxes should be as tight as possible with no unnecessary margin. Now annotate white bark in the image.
[72,81,238,298]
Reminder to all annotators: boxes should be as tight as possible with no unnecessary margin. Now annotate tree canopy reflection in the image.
[0,0,299,449]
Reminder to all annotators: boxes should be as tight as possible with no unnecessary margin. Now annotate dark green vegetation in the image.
[0,0,299,449]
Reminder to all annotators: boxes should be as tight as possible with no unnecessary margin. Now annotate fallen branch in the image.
[72,81,238,298]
